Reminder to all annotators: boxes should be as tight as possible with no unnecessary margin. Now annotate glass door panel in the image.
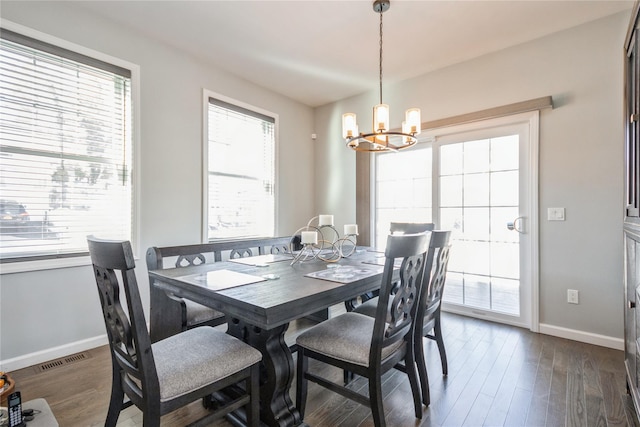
[440,134,521,317]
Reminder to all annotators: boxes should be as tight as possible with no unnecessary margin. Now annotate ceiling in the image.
[75,0,634,107]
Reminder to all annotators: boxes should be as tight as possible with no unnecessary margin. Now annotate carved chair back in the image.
[89,237,160,406]
[418,230,452,332]
[370,232,430,367]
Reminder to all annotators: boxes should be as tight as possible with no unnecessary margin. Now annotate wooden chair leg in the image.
[105,363,124,427]
[434,318,448,375]
[415,335,431,407]
[405,348,423,418]
[343,369,355,385]
[369,375,386,427]
[142,408,161,427]
[247,365,260,427]
[296,350,309,418]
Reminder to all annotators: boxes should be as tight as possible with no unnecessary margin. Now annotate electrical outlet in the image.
[567,289,579,304]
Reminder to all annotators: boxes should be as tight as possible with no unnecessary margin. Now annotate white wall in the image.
[314,12,628,345]
[0,1,315,369]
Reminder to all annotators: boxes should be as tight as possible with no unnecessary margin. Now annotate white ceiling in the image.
[76,0,634,107]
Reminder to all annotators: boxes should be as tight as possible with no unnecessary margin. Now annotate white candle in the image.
[344,224,358,235]
[301,231,318,245]
[318,215,334,226]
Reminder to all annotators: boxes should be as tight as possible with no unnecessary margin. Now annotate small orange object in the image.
[0,373,15,408]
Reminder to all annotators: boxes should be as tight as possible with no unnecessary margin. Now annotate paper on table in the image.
[177,269,267,290]
[229,253,292,266]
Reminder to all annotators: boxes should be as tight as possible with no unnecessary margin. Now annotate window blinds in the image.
[0,30,133,261]
[207,98,275,240]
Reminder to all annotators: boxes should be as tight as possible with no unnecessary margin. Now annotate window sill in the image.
[0,255,92,274]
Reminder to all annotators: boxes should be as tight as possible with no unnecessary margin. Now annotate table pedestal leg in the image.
[228,318,303,427]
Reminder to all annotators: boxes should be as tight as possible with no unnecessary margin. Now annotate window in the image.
[205,95,276,240]
[374,146,432,248]
[0,29,133,262]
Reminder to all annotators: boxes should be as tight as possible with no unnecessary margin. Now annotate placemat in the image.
[305,264,383,284]
[177,269,267,290]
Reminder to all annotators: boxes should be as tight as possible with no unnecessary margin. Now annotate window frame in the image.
[201,89,278,242]
[0,20,140,274]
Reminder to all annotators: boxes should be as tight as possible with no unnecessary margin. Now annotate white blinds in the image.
[0,30,133,261]
[207,98,275,240]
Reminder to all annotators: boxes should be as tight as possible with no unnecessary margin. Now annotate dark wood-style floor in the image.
[9,312,639,426]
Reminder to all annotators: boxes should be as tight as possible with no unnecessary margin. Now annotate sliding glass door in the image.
[374,112,538,329]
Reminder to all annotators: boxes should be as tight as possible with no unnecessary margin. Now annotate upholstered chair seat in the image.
[182,299,223,327]
[296,312,403,367]
[152,327,261,402]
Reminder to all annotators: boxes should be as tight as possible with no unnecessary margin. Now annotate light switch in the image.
[548,207,565,221]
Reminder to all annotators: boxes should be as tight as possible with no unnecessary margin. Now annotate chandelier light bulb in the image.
[342,113,358,138]
[405,108,421,135]
[373,104,389,132]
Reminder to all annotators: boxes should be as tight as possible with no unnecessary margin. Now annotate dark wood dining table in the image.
[148,248,389,427]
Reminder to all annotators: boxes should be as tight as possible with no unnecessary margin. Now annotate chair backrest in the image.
[371,232,430,366]
[417,230,452,330]
[146,243,218,271]
[211,237,292,261]
[88,236,160,407]
[265,236,292,255]
[390,222,435,235]
[145,237,294,270]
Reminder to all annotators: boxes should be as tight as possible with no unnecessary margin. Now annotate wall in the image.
[314,12,628,346]
[0,1,315,369]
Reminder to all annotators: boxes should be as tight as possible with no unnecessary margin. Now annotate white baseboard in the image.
[0,334,108,372]
[539,323,624,351]
[1,323,623,373]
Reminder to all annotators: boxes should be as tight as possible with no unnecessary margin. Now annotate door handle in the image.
[507,216,525,234]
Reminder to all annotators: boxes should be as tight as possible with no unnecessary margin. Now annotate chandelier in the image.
[342,0,421,152]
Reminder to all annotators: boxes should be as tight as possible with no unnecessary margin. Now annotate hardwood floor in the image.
[9,312,639,426]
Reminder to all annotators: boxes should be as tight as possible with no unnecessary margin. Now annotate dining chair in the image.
[413,230,452,405]
[296,232,430,427]
[342,222,436,385]
[87,236,262,427]
[147,244,226,343]
[344,222,435,312]
[354,230,452,406]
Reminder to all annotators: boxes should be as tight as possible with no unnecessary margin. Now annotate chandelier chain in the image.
[379,8,383,105]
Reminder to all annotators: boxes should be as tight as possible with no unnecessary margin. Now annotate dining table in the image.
[148,247,391,427]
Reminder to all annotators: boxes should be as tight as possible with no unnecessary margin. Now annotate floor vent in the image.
[36,352,90,373]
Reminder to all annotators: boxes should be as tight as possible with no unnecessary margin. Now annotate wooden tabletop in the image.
[149,248,388,329]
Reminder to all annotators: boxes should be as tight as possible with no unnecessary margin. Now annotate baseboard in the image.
[539,323,624,351]
[0,334,108,372]
[1,322,623,372]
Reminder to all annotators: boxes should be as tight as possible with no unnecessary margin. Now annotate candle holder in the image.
[289,215,358,265]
